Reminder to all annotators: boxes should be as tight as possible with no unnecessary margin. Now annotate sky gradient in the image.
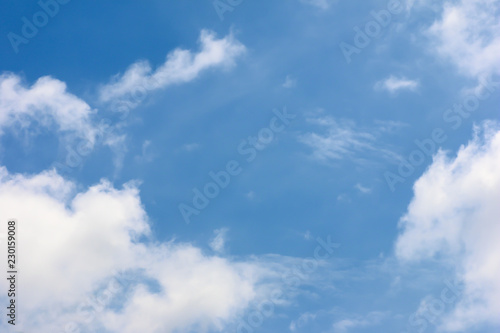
[0,0,499,332]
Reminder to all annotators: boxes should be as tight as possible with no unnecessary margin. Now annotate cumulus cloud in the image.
[374,76,419,94]
[0,167,314,333]
[99,30,246,109]
[0,73,98,144]
[395,121,500,330]
[426,0,500,78]
[299,116,403,164]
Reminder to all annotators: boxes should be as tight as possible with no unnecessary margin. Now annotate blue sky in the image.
[0,0,499,332]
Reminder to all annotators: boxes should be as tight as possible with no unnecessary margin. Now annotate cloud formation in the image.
[426,0,500,78]
[0,73,98,144]
[300,0,335,10]
[396,121,500,330]
[0,167,295,333]
[209,227,229,253]
[332,311,389,332]
[374,76,419,94]
[299,116,403,164]
[99,30,246,109]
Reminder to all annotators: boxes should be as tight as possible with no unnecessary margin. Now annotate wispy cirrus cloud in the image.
[99,30,246,110]
[290,312,317,331]
[355,183,372,194]
[299,0,335,10]
[289,307,390,333]
[374,76,420,94]
[282,75,297,88]
[332,311,389,332]
[209,228,229,253]
[299,116,404,164]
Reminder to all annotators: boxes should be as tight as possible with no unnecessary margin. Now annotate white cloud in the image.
[355,183,372,194]
[299,116,402,163]
[395,121,500,330]
[289,312,317,331]
[134,140,155,163]
[182,143,200,152]
[282,75,297,88]
[337,193,351,202]
[99,30,246,108]
[0,73,127,175]
[0,167,311,333]
[426,0,500,78]
[209,228,228,253]
[331,311,388,332]
[374,76,419,94]
[300,0,334,10]
[0,73,98,144]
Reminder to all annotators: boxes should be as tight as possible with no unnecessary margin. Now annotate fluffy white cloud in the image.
[99,30,246,108]
[426,0,500,78]
[102,247,259,333]
[395,121,500,330]
[374,76,419,94]
[0,167,304,333]
[0,73,98,144]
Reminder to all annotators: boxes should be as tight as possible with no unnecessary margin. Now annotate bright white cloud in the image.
[374,76,419,94]
[99,30,246,108]
[0,167,309,333]
[299,116,403,163]
[395,121,500,331]
[426,0,500,78]
[0,73,98,144]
